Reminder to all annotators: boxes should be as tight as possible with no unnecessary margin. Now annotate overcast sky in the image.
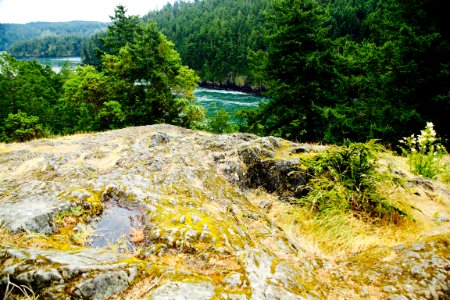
[0,0,174,24]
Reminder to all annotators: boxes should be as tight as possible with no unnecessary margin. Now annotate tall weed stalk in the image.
[399,122,447,179]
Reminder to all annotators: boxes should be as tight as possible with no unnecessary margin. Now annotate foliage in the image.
[399,122,448,178]
[241,0,335,142]
[239,0,449,146]
[1,6,204,142]
[206,109,236,134]
[0,54,64,134]
[1,21,107,53]
[99,18,204,127]
[7,35,85,58]
[144,0,270,89]
[298,141,409,223]
[81,31,107,67]
[0,111,46,142]
[100,5,141,57]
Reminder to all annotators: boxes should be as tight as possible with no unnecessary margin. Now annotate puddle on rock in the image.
[89,206,144,248]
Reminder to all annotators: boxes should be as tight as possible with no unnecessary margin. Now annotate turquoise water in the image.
[194,88,265,117]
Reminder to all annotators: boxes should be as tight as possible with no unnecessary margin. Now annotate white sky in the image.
[0,0,174,24]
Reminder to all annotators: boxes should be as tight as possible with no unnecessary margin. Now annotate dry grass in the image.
[246,183,427,260]
[250,150,448,259]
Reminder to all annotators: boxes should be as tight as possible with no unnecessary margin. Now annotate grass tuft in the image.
[297,140,411,223]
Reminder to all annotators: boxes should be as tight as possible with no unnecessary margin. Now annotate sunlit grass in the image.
[269,200,422,258]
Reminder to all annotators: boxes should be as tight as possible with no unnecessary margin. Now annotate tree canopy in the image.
[240,0,449,146]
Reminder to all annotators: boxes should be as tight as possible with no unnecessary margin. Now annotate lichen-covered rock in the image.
[72,271,131,300]
[242,250,315,300]
[332,235,450,299]
[0,124,448,299]
[148,282,215,300]
[0,248,139,299]
[0,181,71,234]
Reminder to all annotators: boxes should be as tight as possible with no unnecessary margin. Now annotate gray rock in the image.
[191,215,201,224]
[73,271,130,300]
[148,282,215,300]
[185,230,199,241]
[34,268,64,288]
[149,159,167,171]
[290,145,311,154]
[222,272,246,289]
[1,248,138,298]
[383,285,398,293]
[243,250,310,300]
[259,200,272,210]
[0,181,70,234]
[387,295,408,300]
[220,294,248,300]
[243,158,310,197]
[150,132,171,147]
[179,215,186,224]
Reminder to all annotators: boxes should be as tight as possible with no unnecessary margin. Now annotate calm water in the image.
[20,56,81,73]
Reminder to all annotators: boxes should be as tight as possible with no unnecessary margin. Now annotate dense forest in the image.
[0,21,107,57]
[144,0,270,91]
[6,35,84,58]
[142,0,449,146]
[1,0,449,149]
[240,0,449,146]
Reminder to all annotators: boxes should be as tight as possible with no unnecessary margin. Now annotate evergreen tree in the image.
[244,0,335,141]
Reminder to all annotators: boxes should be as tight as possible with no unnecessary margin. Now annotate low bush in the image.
[298,140,409,223]
[1,111,46,143]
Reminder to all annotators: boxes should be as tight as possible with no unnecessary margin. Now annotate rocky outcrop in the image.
[0,124,448,299]
[1,248,139,299]
[0,181,72,234]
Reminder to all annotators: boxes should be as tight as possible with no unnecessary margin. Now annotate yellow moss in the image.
[149,196,246,252]
[0,227,80,251]
[85,194,103,215]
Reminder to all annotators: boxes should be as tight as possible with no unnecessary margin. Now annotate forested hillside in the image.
[0,21,107,56]
[6,35,84,58]
[144,0,270,90]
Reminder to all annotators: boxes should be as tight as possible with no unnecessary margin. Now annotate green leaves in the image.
[59,6,203,131]
[400,122,448,179]
[1,111,46,142]
[299,141,409,223]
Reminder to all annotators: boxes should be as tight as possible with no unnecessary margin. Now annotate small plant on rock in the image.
[399,122,447,179]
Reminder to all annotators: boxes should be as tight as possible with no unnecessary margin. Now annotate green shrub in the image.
[1,111,46,143]
[399,122,447,179]
[298,141,409,223]
[207,109,237,134]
